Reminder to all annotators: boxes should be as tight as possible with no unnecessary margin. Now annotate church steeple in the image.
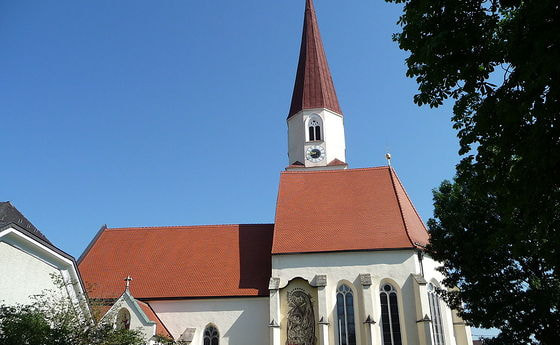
[287,0,347,170]
[288,0,342,118]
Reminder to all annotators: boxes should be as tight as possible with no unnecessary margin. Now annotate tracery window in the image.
[380,283,403,345]
[308,118,322,141]
[203,325,219,345]
[428,283,445,345]
[336,284,356,345]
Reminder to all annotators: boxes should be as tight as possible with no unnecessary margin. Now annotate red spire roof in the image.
[288,0,342,118]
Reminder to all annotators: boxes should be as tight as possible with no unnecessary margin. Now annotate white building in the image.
[0,201,89,320]
[78,1,474,345]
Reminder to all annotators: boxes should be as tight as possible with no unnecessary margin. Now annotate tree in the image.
[384,0,560,344]
[0,275,152,345]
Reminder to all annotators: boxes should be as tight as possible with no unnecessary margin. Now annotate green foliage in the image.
[385,0,560,344]
[0,303,146,345]
[0,277,146,345]
[153,334,184,345]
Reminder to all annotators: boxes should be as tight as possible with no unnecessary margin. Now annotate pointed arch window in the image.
[204,325,219,345]
[116,308,131,330]
[336,284,357,345]
[380,283,403,345]
[428,283,445,345]
[308,117,322,141]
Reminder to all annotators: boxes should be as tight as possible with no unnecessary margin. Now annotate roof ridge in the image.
[106,223,274,231]
[388,168,428,248]
[387,167,415,248]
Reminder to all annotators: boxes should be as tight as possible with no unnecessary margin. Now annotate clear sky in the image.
[1,0,465,281]
[2,0,499,338]
[1,0,461,255]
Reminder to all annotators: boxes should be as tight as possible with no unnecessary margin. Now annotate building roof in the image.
[137,300,173,339]
[0,201,51,244]
[327,158,348,167]
[288,0,342,118]
[272,166,429,254]
[78,224,274,300]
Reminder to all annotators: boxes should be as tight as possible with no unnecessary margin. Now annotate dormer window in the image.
[307,116,323,141]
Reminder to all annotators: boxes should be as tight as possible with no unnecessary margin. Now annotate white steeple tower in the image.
[286,0,347,170]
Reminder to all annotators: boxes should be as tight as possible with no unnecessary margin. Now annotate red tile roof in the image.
[137,301,173,339]
[78,224,274,299]
[288,0,342,118]
[272,166,429,254]
[327,158,347,167]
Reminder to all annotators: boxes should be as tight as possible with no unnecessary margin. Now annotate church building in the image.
[78,1,474,345]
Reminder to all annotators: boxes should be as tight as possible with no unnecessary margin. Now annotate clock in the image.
[306,145,325,162]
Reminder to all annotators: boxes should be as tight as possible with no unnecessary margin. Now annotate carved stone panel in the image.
[359,273,372,287]
[287,288,316,345]
[312,274,327,287]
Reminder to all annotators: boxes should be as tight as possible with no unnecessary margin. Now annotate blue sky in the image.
[2,0,499,338]
[1,0,461,256]
[1,0,461,255]
[2,0,464,275]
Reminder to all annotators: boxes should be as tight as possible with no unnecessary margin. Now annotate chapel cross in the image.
[124,276,133,291]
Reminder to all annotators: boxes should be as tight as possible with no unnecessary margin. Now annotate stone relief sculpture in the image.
[287,288,316,345]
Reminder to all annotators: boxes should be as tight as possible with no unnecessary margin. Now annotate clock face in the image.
[306,145,325,163]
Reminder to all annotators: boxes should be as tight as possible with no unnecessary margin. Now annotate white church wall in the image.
[0,241,64,305]
[272,249,422,345]
[321,109,346,164]
[422,255,472,345]
[288,111,306,164]
[150,297,269,345]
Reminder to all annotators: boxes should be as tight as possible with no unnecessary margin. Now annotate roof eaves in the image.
[1,222,76,262]
[280,165,389,175]
[137,294,271,301]
[271,246,418,256]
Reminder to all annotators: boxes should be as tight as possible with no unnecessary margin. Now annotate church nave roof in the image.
[79,224,274,300]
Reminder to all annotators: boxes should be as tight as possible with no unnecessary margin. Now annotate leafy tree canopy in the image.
[0,275,179,345]
[0,300,146,345]
[385,0,560,344]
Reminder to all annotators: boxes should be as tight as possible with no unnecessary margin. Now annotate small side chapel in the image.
[78,1,474,345]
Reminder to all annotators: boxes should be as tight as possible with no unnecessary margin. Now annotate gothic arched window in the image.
[380,283,403,345]
[116,308,131,330]
[308,118,322,141]
[203,325,219,345]
[428,283,445,345]
[336,284,357,345]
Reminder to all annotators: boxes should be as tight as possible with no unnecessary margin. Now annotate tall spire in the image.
[288,0,342,119]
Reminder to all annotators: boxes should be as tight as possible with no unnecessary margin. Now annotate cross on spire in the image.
[124,276,133,291]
